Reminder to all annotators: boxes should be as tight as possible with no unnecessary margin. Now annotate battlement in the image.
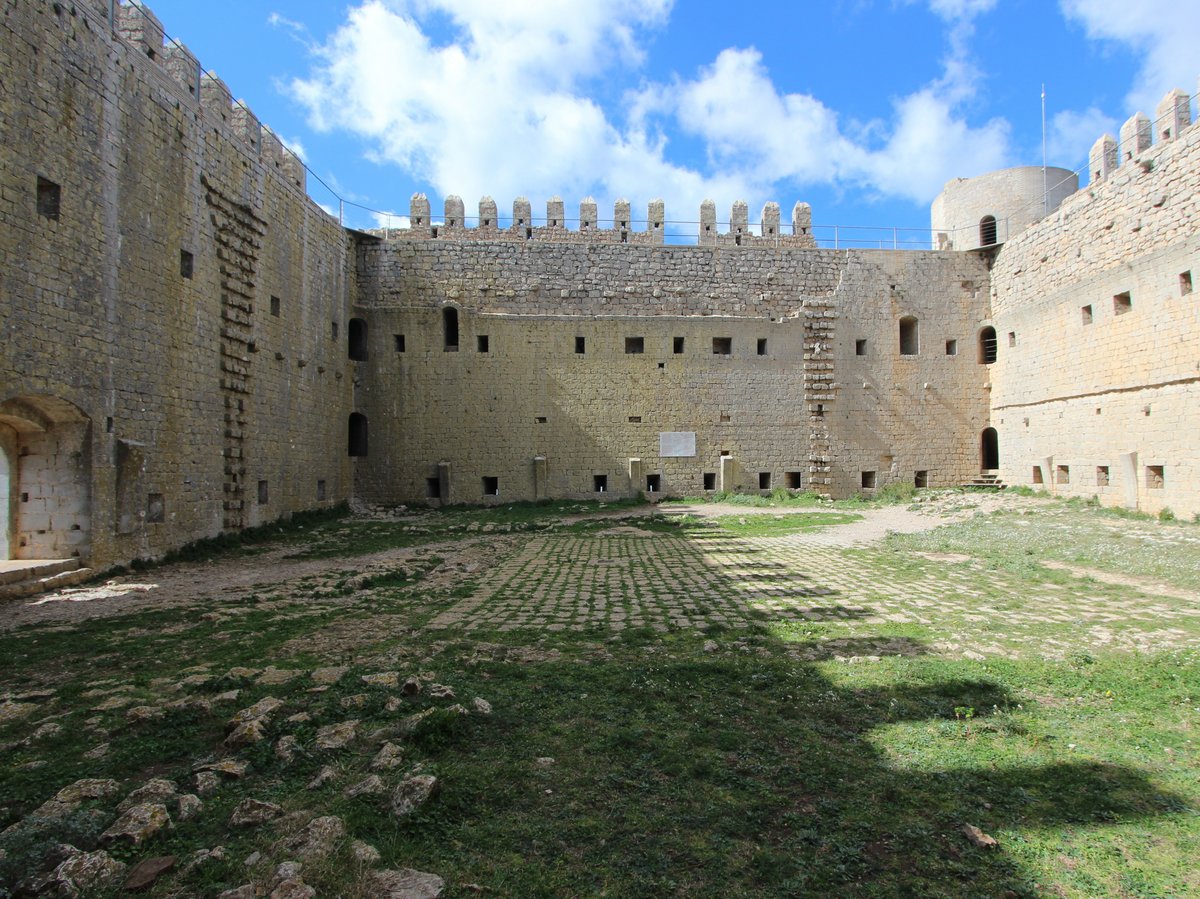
[377,196,818,248]
[1088,83,1199,183]
[89,1,309,195]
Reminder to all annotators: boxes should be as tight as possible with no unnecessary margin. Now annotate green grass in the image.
[1,497,1197,897]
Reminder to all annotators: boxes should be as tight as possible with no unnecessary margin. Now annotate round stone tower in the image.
[930,166,1078,250]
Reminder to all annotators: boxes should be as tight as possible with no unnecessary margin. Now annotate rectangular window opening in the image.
[855,338,867,356]
[36,177,60,220]
[317,479,327,501]
[703,472,716,491]
[270,295,281,317]
[331,321,339,340]
[945,339,957,356]
[1180,271,1193,296]
[1081,304,1093,324]
[1007,331,1016,347]
[1113,291,1132,315]
[594,474,608,493]
[786,471,803,489]
[758,471,771,490]
[625,336,644,354]
[1056,465,1070,485]
[535,416,548,424]
[860,471,877,489]
[477,335,489,353]
[257,480,269,505]
[1147,465,1164,489]
[1096,466,1110,487]
[394,334,405,352]
[756,338,767,356]
[628,416,641,423]
[712,337,732,355]
[482,476,499,496]
[575,336,586,354]
[673,337,685,354]
[1032,466,1044,484]
[914,470,929,488]
[426,477,441,499]
[180,250,194,279]
[646,474,661,493]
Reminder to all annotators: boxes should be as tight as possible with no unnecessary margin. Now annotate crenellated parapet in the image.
[381,196,817,246]
[1089,84,1198,184]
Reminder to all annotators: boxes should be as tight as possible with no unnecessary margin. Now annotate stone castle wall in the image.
[0,0,354,565]
[989,96,1200,518]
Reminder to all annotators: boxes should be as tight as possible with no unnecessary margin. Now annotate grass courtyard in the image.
[0,492,1197,897]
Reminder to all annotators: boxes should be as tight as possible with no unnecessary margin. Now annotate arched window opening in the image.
[899,316,919,356]
[348,317,368,361]
[980,215,998,246]
[348,413,368,457]
[978,326,997,364]
[981,427,999,470]
[443,307,459,350]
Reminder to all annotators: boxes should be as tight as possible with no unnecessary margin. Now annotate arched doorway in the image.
[981,427,999,471]
[0,396,92,560]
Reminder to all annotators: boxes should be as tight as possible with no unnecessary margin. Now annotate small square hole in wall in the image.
[945,339,957,356]
[703,472,716,490]
[814,404,825,418]
[575,336,586,354]
[757,338,767,356]
[477,335,489,353]
[625,336,644,354]
[1096,466,1110,487]
[535,416,548,424]
[36,176,60,220]
[146,493,165,523]
[20,492,28,503]
[712,337,732,355]
[317,479,327,501]
[1113,291,1132,315]
[786,471,803,489]
[594,474,608,493]
[719,413,730,422]
[1007,331,1016,347]
[180,250,194,279]
[673,337,685,354]
[860,471,876,489]
[914,470,929,488]
[758,471,771,489]
[482,476,499,496]
[426,477,441,499]
[628,416,641,423]
[1147,465,1164,489]
[257,480,269,504]
[657,362,665,369]
[1180,271,1193,295]
[1081,304,1093,324]
[394,334,405,352]
[270,295,281,317]
[855,339,867,356]
[646,474,661,493]
[1032,466,1044,484]
[1056,465,1070,485]
[719,450,730,457]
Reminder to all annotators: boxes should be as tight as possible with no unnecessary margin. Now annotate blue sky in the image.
[141,0,1200,241]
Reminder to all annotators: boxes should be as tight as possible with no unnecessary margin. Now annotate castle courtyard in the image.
[1,491,1196,896]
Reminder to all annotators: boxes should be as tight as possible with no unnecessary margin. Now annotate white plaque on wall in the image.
[659,432,696,457]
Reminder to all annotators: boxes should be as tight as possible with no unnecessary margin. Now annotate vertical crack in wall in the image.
[204,176,266,531]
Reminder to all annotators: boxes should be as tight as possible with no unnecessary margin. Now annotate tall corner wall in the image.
[989,110,1200,518]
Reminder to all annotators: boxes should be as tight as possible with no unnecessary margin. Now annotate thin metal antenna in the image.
[1042,84,1049,216]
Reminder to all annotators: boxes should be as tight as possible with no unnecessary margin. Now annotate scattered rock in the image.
[55,778,122,805]
[471,697,492,715]
[391,774,439,817]
[345,775,385,799]
[50,848,127,897]
[535,757,555,768]
[230,799,284,827]
[307,766,337,790]
[315,720,359,750]
[196,758,250,778]
[218,886,257,899]
[122,854,176,891]
[397,708,435,736]
[28,722,62,742]
[225,667,260,679]
[428,684,455,699]
[369,868,446,898]
[181,845,226,873]
[311,666,349,685]
[703,640,719,653]
[962,824,998,849]
[271,879,316,899]
[257,667,301,686]
[445,704,470,717]
[0,701,39,724]
[385,696,405,713]
[175,794,203,822]
[165,696,213,714]
[371,742,405,771]
[244,851,262,867]
[174,673,213,690]
[117,779,177,814]
[82,742,110,760]
[351,839,381,864]
[340,693,369,709]
[194,771,221,795]
[276,735,299,763]
[275,861,303,882]
[286,712,312,724]
[362,672,400,688]
[400,677,422,697]
[281,815,346,858]
[93,696,134,711]
[214,689,242,703]
[125,706,165,723]
[225,719,268,747]
[101,803,172,845]
[229,696,286,727]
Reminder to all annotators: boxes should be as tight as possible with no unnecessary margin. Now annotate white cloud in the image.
[288,0,1012,225]
[1047,106,1117,165]
[1061,0,1200,114]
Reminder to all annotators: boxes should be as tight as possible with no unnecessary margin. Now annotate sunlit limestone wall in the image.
[351,239,991,504]
[989,88,1200,518]
[0,1,354,565]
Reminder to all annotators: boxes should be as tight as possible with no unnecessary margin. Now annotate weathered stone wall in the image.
[353,240,991,504]
[0,0,354,565]
[989,101,1200,517]
[931,166,1080,250]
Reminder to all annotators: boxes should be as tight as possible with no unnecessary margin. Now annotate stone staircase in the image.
[964,471,1006,490]
[0,559,94,601]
